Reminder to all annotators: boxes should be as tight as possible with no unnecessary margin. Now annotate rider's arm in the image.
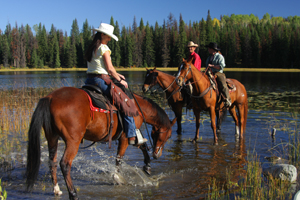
[103,51,128,88]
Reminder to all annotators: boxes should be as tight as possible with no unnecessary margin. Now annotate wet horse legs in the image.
[60,142,81,200]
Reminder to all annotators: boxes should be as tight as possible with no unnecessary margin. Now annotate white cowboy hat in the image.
[92,23,118,41]
[187,41,198,47]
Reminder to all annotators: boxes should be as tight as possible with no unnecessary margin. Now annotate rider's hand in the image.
[120,79,128,88]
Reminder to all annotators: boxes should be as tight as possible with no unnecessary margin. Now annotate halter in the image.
[177,63,213,99]
[149,70,182,101]
[152,127,171,156]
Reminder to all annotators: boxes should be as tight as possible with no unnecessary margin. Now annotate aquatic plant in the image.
[0,179,7,200]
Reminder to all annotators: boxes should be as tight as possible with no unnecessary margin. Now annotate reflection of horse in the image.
[26,87,176,200]
[142,67,185,134]
[176,59,248,145]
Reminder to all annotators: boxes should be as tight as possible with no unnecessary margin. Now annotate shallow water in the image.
[0,71,299,199]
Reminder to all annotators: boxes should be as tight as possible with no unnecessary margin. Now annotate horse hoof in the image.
[192,139,197,143]
[143,165,151,176]
[214,142,219,146]
[216,129,221,134]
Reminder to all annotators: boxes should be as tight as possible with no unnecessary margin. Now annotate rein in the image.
[128,86,154,150]
[153,127,171,155]
[156,72,182,100]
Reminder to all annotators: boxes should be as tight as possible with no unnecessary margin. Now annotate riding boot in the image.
[215,72,232,108]
[129,129,148,145]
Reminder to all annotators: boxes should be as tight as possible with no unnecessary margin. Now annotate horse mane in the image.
[154,69,176,79]
[135,93,170,128]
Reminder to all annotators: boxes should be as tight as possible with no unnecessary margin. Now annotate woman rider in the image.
[84,23,147,145]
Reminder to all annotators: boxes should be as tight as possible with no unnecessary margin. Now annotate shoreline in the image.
[0,67,299,73]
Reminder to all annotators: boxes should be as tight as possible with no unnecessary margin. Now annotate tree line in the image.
[1,11,300,69]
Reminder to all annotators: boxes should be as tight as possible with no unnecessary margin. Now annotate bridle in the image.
[176,62,213,99]
[152,127,171,156]
[176,63,192,85]
[148,70,183,100]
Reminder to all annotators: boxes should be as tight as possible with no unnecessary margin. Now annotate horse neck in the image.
[189,67,210,93]
[157,71,177,93]
[135,94,169,129]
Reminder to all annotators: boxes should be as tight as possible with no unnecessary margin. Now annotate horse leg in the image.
[192,108,201,143]
[140,143,151,175]
[47,135,62,196]
[173,104,182,134]
[216,110,221,134]
[60,141,80,200]
[209,107,218,145]
[229,106,240,137]
[237,104,245,139]
[116,134,129,172]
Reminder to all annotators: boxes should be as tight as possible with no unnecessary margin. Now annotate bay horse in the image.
[142,67,185,134]
[176,59,248,145]
[26,87,176,200]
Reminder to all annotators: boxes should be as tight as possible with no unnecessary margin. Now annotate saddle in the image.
[207,71,236,104]
[80,84,122,148]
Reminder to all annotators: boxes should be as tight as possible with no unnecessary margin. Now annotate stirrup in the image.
[136,129,147,145]
[129,129,148,145]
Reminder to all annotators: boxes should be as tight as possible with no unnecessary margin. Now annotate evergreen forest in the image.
[1,11,300,69]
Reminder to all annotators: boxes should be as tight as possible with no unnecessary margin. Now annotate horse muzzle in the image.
[176,77,183,86]
[142,85,149,93]
[153,146,163,159]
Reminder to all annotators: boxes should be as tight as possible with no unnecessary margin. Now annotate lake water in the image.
[1,70,299,199]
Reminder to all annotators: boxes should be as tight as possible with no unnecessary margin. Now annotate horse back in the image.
[46,87,121,142]
[227,79,248,104]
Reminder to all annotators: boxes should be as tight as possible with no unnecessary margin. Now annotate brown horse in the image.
[176,59,248,145]
[26,87,176,200]
[142,67,185,134]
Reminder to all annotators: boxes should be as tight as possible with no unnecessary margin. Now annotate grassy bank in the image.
[0,67,299,73]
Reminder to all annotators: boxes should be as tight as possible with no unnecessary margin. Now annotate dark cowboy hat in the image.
[205,42,221,51]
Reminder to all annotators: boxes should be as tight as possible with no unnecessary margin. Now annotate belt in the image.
[87,74,110,79]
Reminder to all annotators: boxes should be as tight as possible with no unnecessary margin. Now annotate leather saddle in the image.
[81,84,117,112]
[80,84,122,147]
[207,71,236,93]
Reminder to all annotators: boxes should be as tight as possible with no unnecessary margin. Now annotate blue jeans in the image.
[85,77,137,138]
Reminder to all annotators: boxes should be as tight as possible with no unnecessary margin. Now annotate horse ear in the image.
[153,67,156,70]
[182,58,186,62]
[170,118,177,127]
[187,56,194,63]
[145,67,148,71]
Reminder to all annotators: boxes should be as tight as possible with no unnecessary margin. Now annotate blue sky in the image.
[1,0,299,35]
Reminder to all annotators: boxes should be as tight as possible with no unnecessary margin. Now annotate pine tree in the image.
[109,17,116,65]
[114,21,121,67]
[120,26,127,67]
[161,20,170,67]
[48,24,56,67]
[31,47,38,68]
[206,10,214,43]
[2,35,10,67]
[19,25,26,68]
[11,26,20,68]
[175,14,188,64]
[82,19,91,60]
[143,23,155,67]
[37,24,48,65]
[54,38,60,68]
[126,29,133,67]
[153,21,162,67]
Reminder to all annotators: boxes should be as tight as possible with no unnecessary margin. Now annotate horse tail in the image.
[26,97,52,191]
